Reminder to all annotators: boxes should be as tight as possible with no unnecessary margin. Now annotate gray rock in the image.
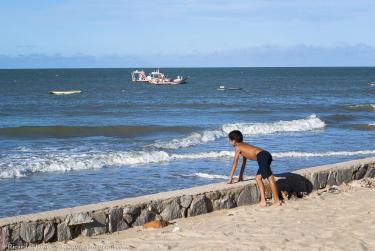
[123,206,141,216]
[327,171,337,186]
[336,168,353,185]
[187,208,192,217]
[123,206,141,225]
[133,210,156,226]
[237,185,259,206]
[66,212,93,226]
[81,217,107,237]
[91,211,107,235]
[213,196,236,210]
[180,195,193,208]
[151,198,179,214]
[317,172,329,189]
[188,195,208,217]
[81,228,92,237]
[205,191,220,201]
[354,165,368,180]
[180,208,188,218]
[81,211,107,236]
[160,198,181,221]
[149,199,173,214]
[310,173,319,189]
[365,166,375,178]
[43,222,55,242]
[220,189,238,203]
[123,214,133,225]
[94,211,107,223]
[108,208,129,233]
[0,226,9,251]
[9,224,23,247]
[145,201,160,213]
[230,187,244,202]
[20,222,43,243]
[57,223,72,242]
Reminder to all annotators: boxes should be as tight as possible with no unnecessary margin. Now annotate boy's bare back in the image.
[236,142,263,161]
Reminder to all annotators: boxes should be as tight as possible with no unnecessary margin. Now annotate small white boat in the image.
[49,90,82,95]
[131,70,148,82]
[370,82,375,86]
[217,85,242,91]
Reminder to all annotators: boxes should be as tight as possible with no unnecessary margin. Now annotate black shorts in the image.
[256,151,273,179]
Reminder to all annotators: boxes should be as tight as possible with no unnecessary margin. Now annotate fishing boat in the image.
[131,69,187,85]
[49,90,82,95]
[131,70,148,82]
[148,70,187,85]
[370,82,375,86]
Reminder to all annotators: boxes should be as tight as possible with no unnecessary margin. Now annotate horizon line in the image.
[1,66,375,70]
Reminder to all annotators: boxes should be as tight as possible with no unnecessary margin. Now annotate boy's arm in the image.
[238,157,247,181]
[227,149,240,184]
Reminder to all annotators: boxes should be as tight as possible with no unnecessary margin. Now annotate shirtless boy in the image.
[227,130,281,207]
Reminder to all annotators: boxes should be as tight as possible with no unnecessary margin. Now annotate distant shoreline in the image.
[1,66,375,70]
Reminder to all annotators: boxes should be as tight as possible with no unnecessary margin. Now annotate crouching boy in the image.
[227,130,281,207]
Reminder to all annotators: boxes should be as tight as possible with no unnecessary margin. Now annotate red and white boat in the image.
[131,69,187,85]
[147,69,187,85]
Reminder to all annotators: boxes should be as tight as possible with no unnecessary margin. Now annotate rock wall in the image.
[0,157,374,250]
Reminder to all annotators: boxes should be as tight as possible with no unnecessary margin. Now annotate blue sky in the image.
[1,0,375,67]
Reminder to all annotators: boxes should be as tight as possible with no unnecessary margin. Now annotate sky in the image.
[0,0,375,68]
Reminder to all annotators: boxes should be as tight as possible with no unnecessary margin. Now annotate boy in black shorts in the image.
[227,130,281,207]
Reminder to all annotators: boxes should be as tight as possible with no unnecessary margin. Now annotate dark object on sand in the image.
[143,220,172,229]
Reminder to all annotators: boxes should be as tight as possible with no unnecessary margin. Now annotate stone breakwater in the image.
[1,157,375,250]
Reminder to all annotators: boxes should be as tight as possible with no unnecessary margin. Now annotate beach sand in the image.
[23,179,375,251]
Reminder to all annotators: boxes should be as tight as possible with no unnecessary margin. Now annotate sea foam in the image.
[347,104,375,112]
[272,150,375,158]
[187,172,254,180]
[1,149,374,179]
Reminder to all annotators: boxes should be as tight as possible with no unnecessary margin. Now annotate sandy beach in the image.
[21,179,375,251]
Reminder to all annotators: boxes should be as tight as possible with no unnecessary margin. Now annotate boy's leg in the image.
[255,175,266,207]
[267,175,281,206]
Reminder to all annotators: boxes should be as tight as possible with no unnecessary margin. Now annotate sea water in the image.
[0,67,374,217]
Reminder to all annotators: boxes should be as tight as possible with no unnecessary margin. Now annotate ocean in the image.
[0,67,374,218]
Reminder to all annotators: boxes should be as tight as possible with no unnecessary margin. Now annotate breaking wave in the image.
[152,130,224,149]
[0,150,232,179]
[1,148,374,179]
[346,104,375,112]
[221,114,325,135]
[153,115,325,149]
